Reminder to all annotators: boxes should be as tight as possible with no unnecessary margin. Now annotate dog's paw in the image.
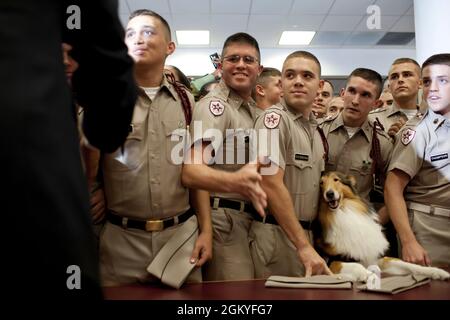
[342,263,373,282]
[427,267,450,280]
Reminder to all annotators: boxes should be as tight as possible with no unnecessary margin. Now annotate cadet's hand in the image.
[387,118,406,138]
[190,231,212,267]
[297,245,332,277]
[402,240,431,266]
[234,162,267,217]
[90,188,106,224]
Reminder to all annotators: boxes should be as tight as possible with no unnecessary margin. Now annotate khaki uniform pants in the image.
[99,221,202,286]
[402,209,450,267]
[203,207,254,281]
[249,221,313,278]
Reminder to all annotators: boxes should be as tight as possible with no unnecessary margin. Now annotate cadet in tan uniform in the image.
[385,54,450,267]
[182,33,267,281]
[252,67,282,112]
[369,58,424,139]
[250,51,331,278]
[99,10,212,286]
[320,68,393,206]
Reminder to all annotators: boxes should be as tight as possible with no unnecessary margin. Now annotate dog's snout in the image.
[326,190,334,200]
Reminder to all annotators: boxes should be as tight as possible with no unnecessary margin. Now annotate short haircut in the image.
[283,51,321,76]
[322,79,335,93]
[347,68,383,98]
[251,67,281,100]
[222,32,261,61]
[256,67,281,86]
[128,9,171,41]
[422,53,450,69]
[390,57,421,75]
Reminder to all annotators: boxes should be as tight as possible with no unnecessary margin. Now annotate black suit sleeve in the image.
[70,0,138,152]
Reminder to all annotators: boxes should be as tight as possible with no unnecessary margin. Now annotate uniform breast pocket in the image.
[286,154,314,195]
[103,123,145,172]
[428,151,450,185]
[163,120,187,165]
[349,159,372,195]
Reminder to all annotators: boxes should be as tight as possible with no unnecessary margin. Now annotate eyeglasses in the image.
[223,55,259,65]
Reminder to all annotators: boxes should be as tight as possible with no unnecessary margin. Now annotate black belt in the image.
[106,207,194,232]
[209,197,312,230]
[210,197,260,219]
[260,214,313,230]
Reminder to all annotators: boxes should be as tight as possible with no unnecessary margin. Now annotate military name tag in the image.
[431,153,448,162]
[295,154,309,161]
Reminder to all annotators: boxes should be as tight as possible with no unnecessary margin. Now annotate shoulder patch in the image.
[264,111,281,129]
[209,100,225,116]
[401,128,416,146]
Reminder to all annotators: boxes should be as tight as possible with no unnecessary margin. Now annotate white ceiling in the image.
[119,0,415,48]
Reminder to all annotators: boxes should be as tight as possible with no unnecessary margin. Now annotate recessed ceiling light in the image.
[279,31,316,45]
[176,30,210,45]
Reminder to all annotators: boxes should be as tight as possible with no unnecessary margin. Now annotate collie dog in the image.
[316,172,449,282]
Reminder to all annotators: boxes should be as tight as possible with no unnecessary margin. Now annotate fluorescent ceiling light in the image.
[279,31,316,45]
[176,30,210,45]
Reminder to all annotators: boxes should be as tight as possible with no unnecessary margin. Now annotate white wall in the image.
[167,48,416,77]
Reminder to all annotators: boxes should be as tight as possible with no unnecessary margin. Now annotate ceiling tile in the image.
[374,0,413,15]
[329,0,375,15]
[171,14,210,30]
[251,0,293,15]
[291,0,334,15]
[285,15,325,30]
[353,15,400,31]
[248,15,286,31]
[127,0,171,14]
[390,15,415,32]
[170,0,209,14]
[211,0,251,14]
[320,15,363,31]
[210,15,248,46]
[344,31,385,45]
[311,31,351,46]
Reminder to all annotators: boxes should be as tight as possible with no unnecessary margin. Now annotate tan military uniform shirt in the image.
[191,80,259,201]
[102,74,195,219]
[388,109,450,209]
[320,113,393,201]
[254,100,326,221]
[369,101,423,132]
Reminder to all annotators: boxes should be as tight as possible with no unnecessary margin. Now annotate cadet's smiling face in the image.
[282,57,322,111]
[422,64,450,116]
[221,43,262,98]
[342,76,379,127]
